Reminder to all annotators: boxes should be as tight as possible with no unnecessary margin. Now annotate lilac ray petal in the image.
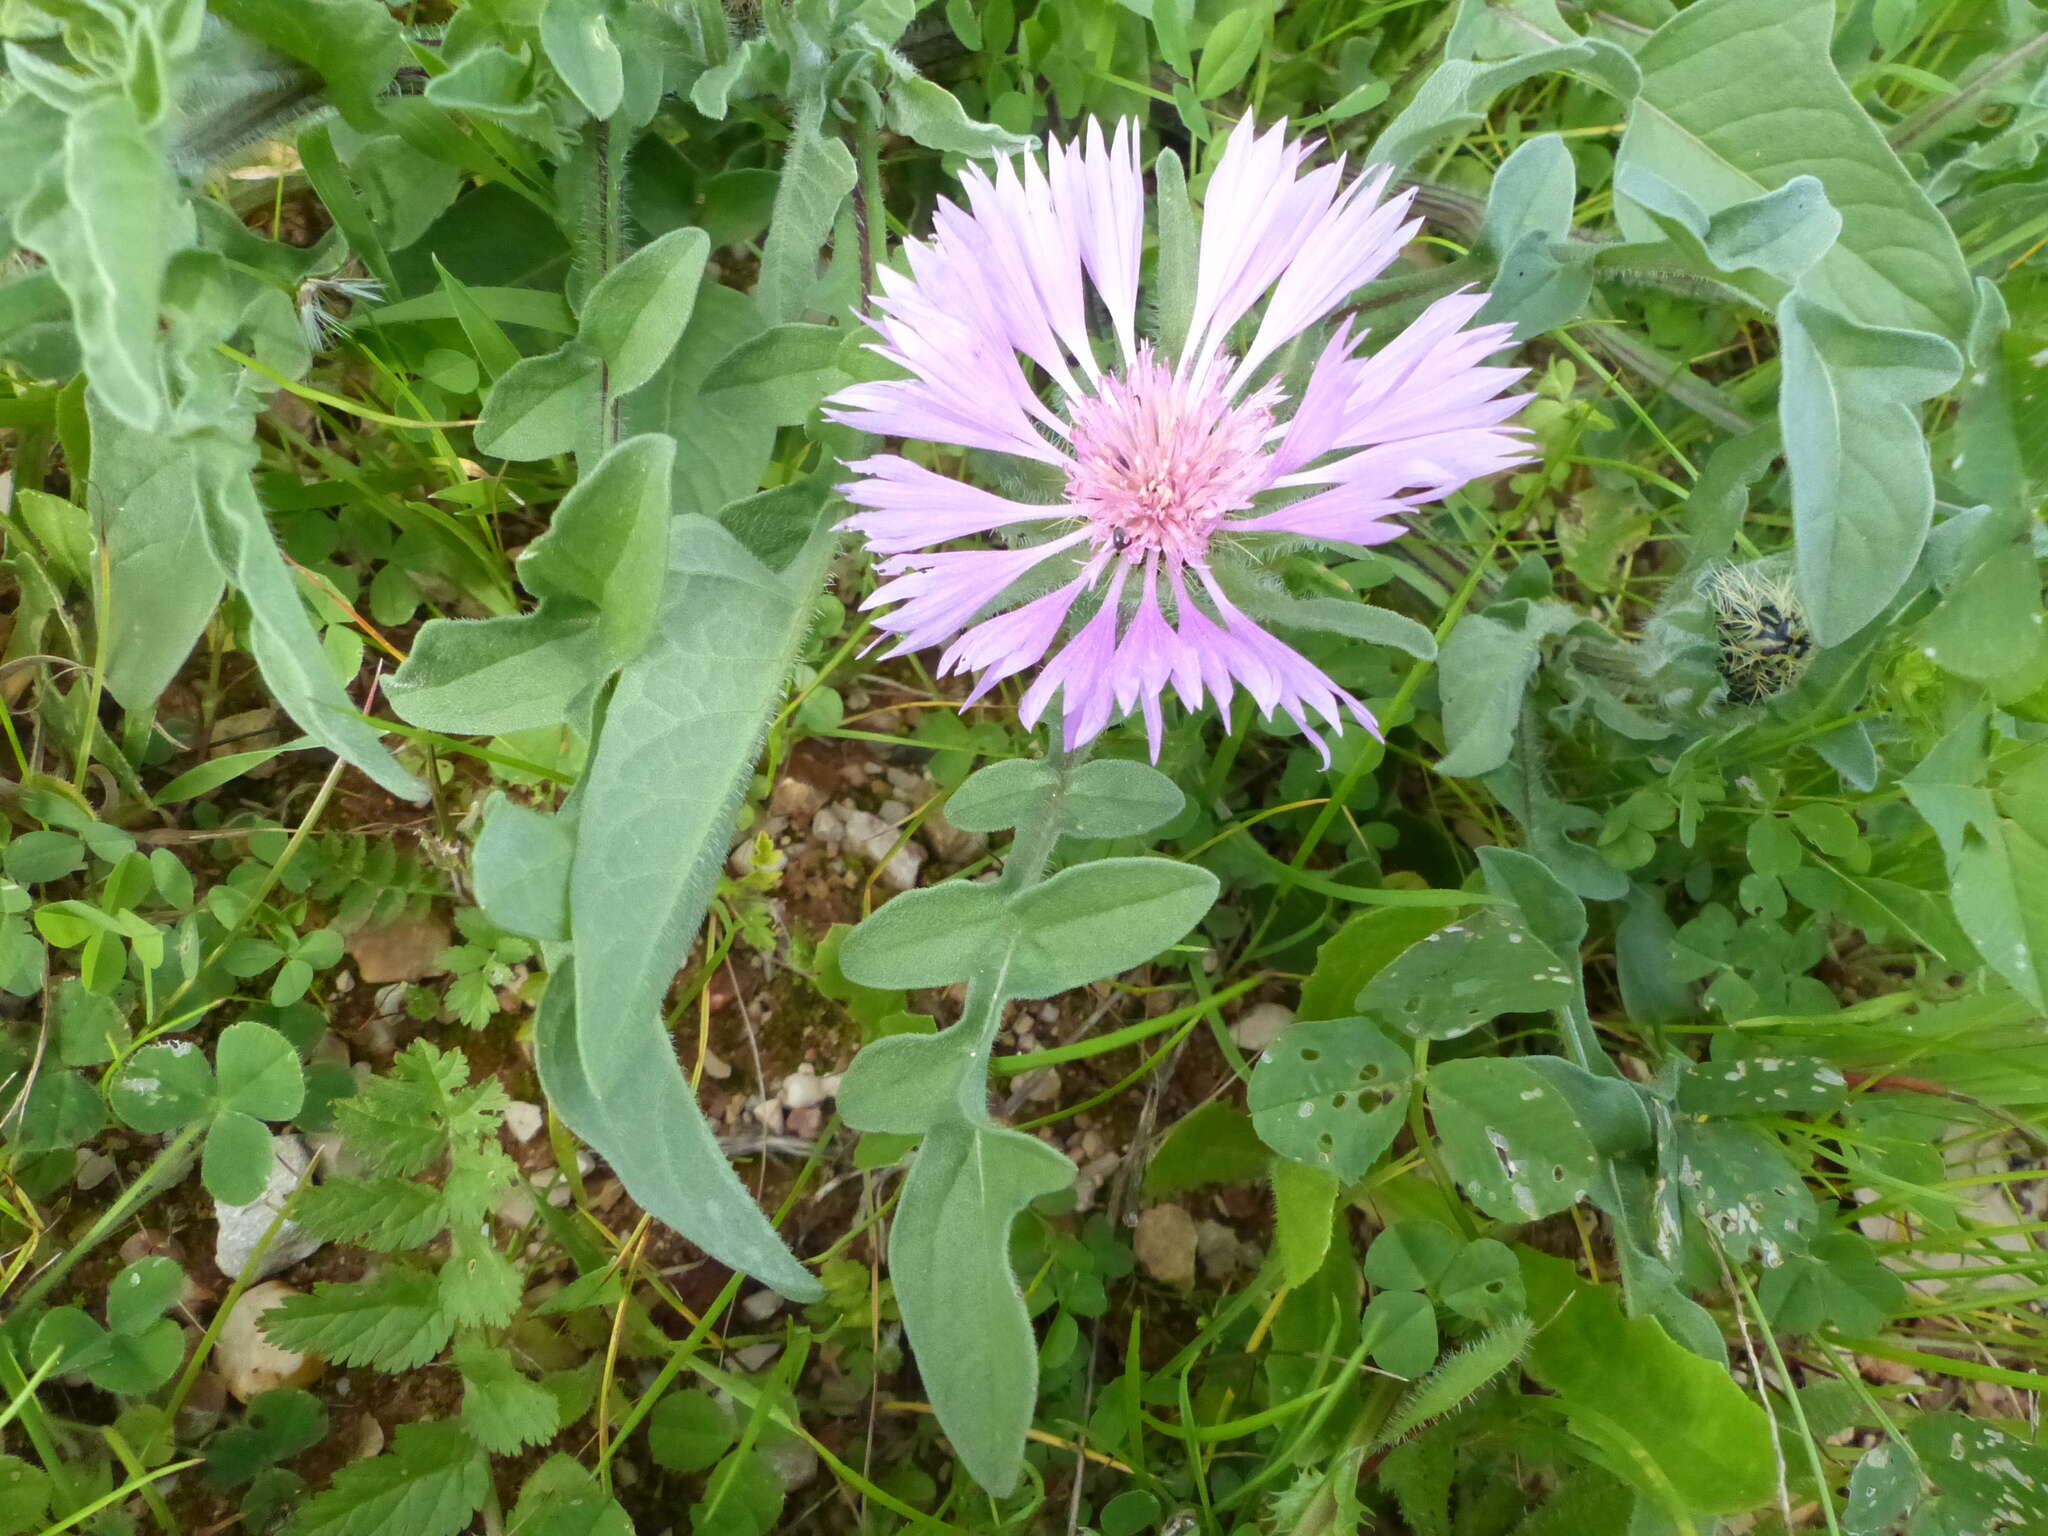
[1053,118,1144,368]
[836,265,1073,462]
[838,455,1071,553]
[1325,291,1518,437]
[1186,122,1347,391]
[1268,319,1365,480]
[1020,567,1128,748]
[943,570,1096,704]
[1232,482,1410,543]
[1305,426,1533,500]
[1110,564,1185,758]
[1174,571,1284,718]
[1234,171,1418,388]
[1193,568,1378,766]
[865,531,1089,655]
[830,379,1069,467]
[932,192,1087,401]
[956,153,1095,386]
[879,253,1074,440]
[1339,370,1529,446]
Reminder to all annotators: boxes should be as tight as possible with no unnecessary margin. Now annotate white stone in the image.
[74,1149,116,1192]
[218,1282,323,1401]
[840,809,926,891]
[770,778,824,819]
[779,1067,830,1111]
[496,1187,539,1229]
[920,806,987,865]
[502,1100,545,1144]
[1134,1204,1199,1289]
[758,1432,819,1492]
[1230,1002,1295,1054]
[303,1129,373,1181]
[214,1135,324,1283]
[1017,1067,1063,1105]
[1196,1219,1257,1282]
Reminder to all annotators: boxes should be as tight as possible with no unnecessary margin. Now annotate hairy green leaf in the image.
[580,227,709,395]
[291,1421,489,1536]
[1250,1018,1412,1180]
[194,436,424,800]
[263,1269,452,1370]
[389,434,674,736]
[1521,1251,1777,1515]
[1779,295,1961,643]
[889,1119,1073,1496]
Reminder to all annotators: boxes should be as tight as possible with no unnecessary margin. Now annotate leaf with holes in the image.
[1428,1058,1599,1222]
[1667,1118,1816,1267]
[1299,906,1459,1023]
[1360,909,1577,1040]
[1676,1055,1847,1117]
[1906,1413,2048,1530]
[1248,1019,1412,1181]
[1439,1238,1525,1325]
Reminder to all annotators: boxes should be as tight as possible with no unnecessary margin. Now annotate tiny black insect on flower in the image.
[1111,527,1130,553]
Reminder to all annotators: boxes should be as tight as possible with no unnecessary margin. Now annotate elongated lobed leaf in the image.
[1780,294,1961,643]
[193,435,426,802]
[547,511,836,1300]
[535,957,820,1299]
[1615,0,1974,343]
[889,1119,1073,1496]
[88,403,226,711]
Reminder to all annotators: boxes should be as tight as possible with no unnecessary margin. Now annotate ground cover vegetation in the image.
[2,0,2048,1531]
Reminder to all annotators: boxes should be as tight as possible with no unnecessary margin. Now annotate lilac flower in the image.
[829,118,1530,760]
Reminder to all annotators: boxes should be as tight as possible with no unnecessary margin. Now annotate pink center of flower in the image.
[1063,346,1275,565]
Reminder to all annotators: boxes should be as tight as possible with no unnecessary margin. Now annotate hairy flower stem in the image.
[1284,1377,1406,1536]
[950,744,1078,1120]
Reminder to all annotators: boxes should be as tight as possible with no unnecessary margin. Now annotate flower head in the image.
[830,118,1530,760]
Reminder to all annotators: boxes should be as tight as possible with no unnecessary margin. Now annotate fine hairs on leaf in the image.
[1375,1315,1535,1449]
[833,749,1214,1493]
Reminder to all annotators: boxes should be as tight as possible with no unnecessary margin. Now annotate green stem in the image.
[150,754,347,1031]
[0,1342,81,1510]
[10,1123,205,1315]
[1240,527,1504,961]
[73,526,113,793]
[597,1272,745,1470]
[855,116,884,300]
[586,118,628,453]
[1890,28,2048,155]
[1285,1375,1408,1535]
[948,744,1080,1122]
[990,974,1262,1075]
